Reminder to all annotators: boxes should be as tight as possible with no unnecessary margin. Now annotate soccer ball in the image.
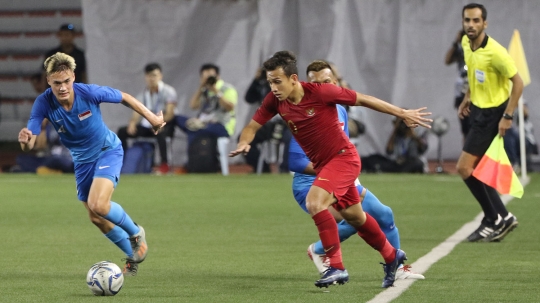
[86,261,124,296]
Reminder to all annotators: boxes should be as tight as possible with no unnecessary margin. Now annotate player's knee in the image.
[87,197,109,217]
[306,200,323,215]
[456,163,473,179]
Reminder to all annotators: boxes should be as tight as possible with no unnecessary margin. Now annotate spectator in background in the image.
[385,118,428,173]
[12,72,73,174]
[174,63,237,168]
[13,120,74,174]
[117,63,177,174]
[503,101,538,173]
[43,24,87,85]
[243,67,291,173]
[361,118,427,173]
[445,29,469,143]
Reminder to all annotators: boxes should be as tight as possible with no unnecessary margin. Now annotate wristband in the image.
[502,113,514,120]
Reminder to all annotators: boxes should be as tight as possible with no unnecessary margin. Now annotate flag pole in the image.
[518,96,527,179]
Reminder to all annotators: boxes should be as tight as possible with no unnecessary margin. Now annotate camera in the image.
[206,76,217,86]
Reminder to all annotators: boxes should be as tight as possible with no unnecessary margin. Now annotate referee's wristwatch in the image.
[502,113,514,120]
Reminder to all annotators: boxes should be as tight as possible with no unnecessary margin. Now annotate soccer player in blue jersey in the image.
[289,60,424,281]
[18,52,165,276]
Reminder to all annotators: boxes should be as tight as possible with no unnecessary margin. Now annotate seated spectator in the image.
[362,118,427,173]
[117,63,177,174]
[174,63,237,170]
[243,67,291,173]
[503,101,538,173]
[13,120,74,174]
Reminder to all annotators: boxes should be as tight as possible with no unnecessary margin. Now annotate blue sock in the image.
[104,226,134,257]
[103,202,140,236]
[362,190,400,249]
[313,220,357,255]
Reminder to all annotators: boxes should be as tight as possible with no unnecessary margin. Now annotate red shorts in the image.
[312,147,361,211]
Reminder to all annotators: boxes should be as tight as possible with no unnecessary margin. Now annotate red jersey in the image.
[253,82,357,170]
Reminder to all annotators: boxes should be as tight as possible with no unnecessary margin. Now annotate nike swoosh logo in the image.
[55,119,63,122]
[98,166,110,169]
[324,246,334,253]
[317,177,329,181]
[281,113,288,116]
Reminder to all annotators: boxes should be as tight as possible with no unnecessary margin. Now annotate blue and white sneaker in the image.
[381,249,407,288]
[314,267,349,288]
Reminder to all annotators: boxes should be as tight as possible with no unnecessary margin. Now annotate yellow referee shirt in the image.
[462,34,517,108]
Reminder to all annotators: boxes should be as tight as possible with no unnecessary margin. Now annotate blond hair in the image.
[43,52,76,75]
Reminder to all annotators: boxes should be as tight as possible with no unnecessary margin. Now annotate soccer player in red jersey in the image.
[230,51,431,288]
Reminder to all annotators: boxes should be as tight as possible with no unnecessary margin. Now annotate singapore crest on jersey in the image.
[78,110,92,121]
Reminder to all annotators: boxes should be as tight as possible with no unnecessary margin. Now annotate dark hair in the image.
[59,23,75,32]
[200,63,220,75]
[144,63,162,74]
[306,60,333,76]
[463,3,487,21]
[263,51,298,77]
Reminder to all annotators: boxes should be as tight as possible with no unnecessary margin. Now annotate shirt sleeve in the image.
[85,84,123,104]
[318,83,357,106]
[288,137,310,173]
[252,93,278,125]
[492,46,518,79]
[166,87,178,104]
[337,105,350,137]
[223,87,238,106]
[27,96,47,135]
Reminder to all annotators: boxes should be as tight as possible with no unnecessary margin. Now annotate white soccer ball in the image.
[86,261,124,296]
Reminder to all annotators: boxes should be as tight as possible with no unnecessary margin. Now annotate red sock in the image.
[356,213,396,263]
[312,210,344,270]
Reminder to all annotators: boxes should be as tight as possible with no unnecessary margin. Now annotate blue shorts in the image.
[74,145,123,202]
[293,183,365,213]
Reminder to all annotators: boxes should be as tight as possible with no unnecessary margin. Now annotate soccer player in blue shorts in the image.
[289,60,424,280]
[18,52,165,276]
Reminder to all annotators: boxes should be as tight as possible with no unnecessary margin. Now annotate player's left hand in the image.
[498,118,512,136]
[152,111,166,135]
[401,107,432,129]
[229,143,251,157]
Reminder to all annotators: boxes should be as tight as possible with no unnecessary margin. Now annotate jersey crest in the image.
[78,110,92,121]
[306,107,315,117]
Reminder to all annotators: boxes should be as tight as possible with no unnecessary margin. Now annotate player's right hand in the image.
[458,99,471,119]
[18,128,33,144]
[229,143,251,157]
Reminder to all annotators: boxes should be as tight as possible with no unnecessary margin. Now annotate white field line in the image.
[367,176,530,303]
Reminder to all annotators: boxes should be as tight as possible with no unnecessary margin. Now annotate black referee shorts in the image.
[463,100,507,156]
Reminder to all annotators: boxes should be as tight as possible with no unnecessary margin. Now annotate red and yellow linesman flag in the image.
[508,29,531,87]
[473,136,524,198]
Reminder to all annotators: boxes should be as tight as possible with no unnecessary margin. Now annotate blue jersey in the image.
[290,105,349,191]
[27,83,123,163]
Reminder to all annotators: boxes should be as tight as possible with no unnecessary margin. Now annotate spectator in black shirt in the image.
[43,24,87,85]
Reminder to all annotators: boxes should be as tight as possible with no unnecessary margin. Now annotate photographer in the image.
[173,63,237,170]
[384,118,428,173]
[361,118,427,173]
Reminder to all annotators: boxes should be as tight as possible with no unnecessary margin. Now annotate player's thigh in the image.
[306,185,336,213]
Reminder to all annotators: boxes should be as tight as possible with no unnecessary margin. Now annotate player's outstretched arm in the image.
[18,128,37,152]
[354,92,432,128]
[229,119,262,157]
[121,92,166,134]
